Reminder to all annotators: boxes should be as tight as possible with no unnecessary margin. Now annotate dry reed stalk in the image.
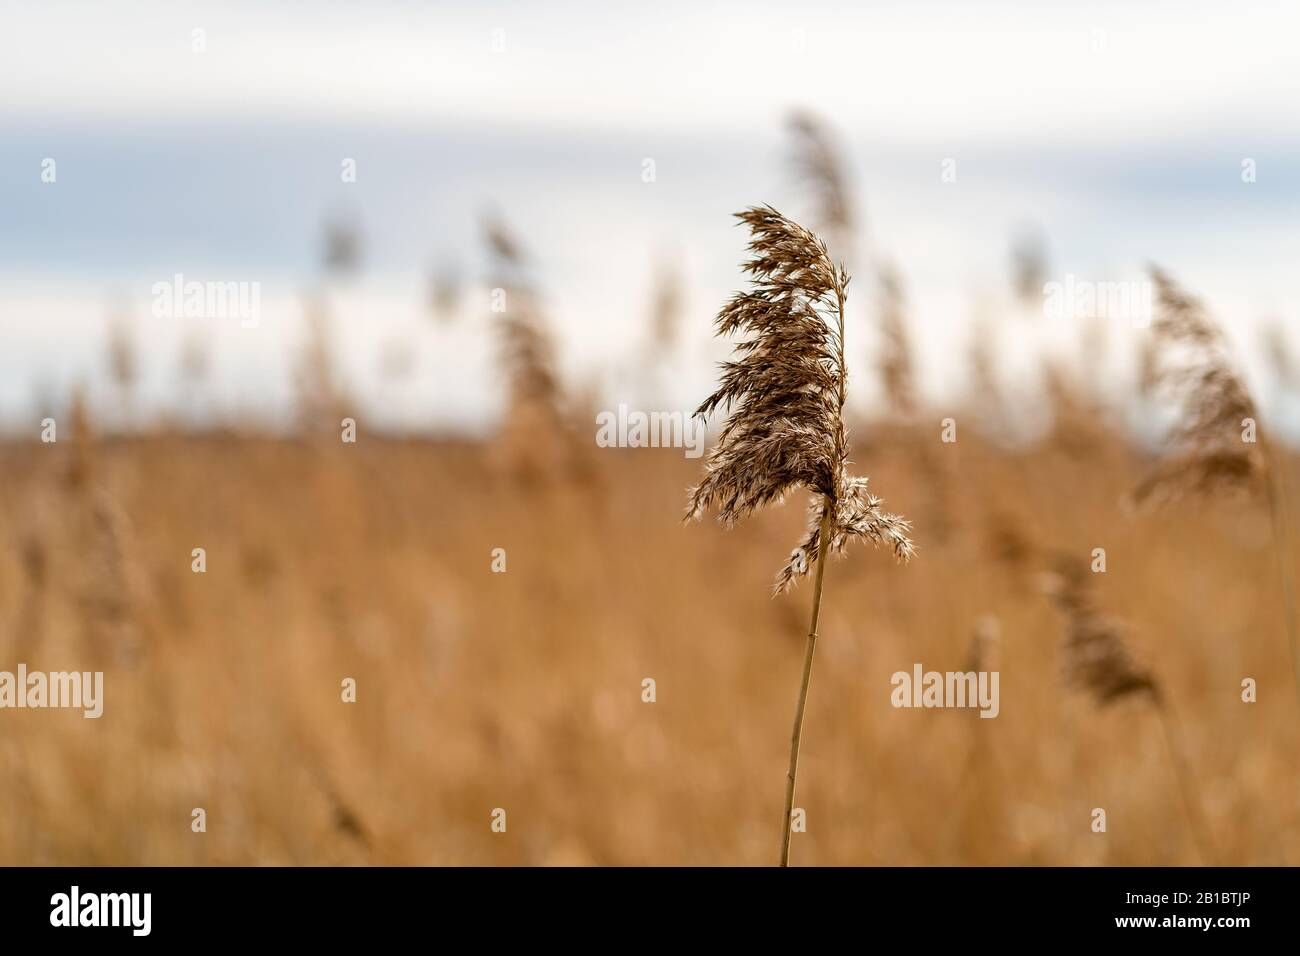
[966,308,1003,424]
[480,213,592,487]
[901,433,955,546]
[1260,431,1300,715]
[12,527,50,663]
[785,110,857,264]
[786,110,921,426]
[64,387,95,490]
[1150,696,1216,862]
[876,262,917,419]
[1133,268,1262,503]
[636,254,686,408]
[649,255,684,357]
[293,288,348,433]
[686,206,912,866]
[60,394,144,666]
[958,616,1006,861]
[1042,558,1216,864]
[1044,559,1157,703]
[1134,268,1299,712]
[481,215,566,433]
[303,757,371,851]
[1136,331,1161,401]
[78,487,141,664]
[106,311,137,427]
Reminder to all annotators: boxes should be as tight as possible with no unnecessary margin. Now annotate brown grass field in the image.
[2,414,1297,865]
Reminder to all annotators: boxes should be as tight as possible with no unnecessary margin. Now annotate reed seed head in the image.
[481,214,564,421]
[1134,267,1261,504]
[786,110,856,260]
[686,205,912,592]
[876,261,917,418]
[1042,556,1158,706]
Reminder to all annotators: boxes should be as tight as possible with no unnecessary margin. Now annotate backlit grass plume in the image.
[1042,556,1215,864]
[876,261,917,419]
[686,205,912,866]
[482,215,564,414]
[649,254,684,356]
[785,111,856,263]
[293,288,348,434]
[1042,557,1156,704]
[1134,268,1261,504]
[1134,268,1298,720]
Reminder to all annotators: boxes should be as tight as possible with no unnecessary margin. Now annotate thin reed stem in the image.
[781,509,832,867]
[1152,692,1217,866]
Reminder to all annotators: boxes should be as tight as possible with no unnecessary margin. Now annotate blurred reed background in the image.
[1,0,1299,865]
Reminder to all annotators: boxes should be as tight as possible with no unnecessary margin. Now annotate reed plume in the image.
[649,255,684,357]
[428,258,462,325]
[1134,269,1298,716]
[959,615,1005,860]
[686,205,912,866]
[1043,558,1156,704]
[106,310,137,427]
[786,110,921,427]
[482,215,564,420]
[293,288,348,433]
[635,254,686,408]
[59,393,145,666]
[481,213,573,479]
[1133,268,1261,503]
[786,110,857,265]
[1042,556,1215,864]
[876,261,917,419]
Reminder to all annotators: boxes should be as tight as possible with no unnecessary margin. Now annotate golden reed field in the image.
[2,116,1297,868]
[1,398,1297,866]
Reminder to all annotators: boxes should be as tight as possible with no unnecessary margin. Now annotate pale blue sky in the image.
[1,0,1297,433]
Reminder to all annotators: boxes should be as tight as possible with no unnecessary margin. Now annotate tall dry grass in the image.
[686,206,911,865]
[1,173,1297,868]
[2,413,1297,864]
[1134,268,1299,717]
